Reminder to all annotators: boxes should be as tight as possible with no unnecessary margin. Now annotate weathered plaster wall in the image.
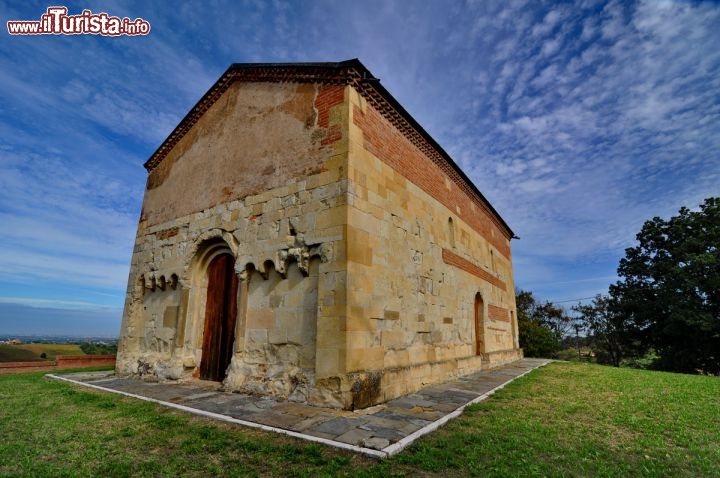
[117,82,352,407]
[141,82,340,227]
[343,88,521,405]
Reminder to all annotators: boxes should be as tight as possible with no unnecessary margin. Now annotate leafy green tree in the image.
[610,197,720,374]
[573,294,644,367]
[516,290,570,358]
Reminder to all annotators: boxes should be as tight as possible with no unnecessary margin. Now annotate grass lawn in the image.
[0,343,84,362]
[0,362,718,477]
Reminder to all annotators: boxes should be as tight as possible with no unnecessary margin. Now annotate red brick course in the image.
[487,326,507,332]
[354,103,511,258]
[441,248,506,291]
[156,226,179,240]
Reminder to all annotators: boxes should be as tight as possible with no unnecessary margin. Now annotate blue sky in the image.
[1,0,718,336]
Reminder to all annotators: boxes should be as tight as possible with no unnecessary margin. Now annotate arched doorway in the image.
[474,292,484,355]
[200,253,238,381]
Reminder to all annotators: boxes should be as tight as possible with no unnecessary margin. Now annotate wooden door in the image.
[200,253,238,381]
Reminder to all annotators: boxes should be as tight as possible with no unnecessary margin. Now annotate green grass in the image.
[0,343,84,362]
[391,363,720,477]
[0,362,718,477]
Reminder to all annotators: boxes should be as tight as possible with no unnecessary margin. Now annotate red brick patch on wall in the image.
[488,304,510,322]
[316,85,345,145]
[354,103,511,258]
[441,248,506,290]
[156,226,179,240]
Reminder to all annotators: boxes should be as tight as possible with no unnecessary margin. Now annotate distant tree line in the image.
[519,197,719,376]
[79,342,118,355]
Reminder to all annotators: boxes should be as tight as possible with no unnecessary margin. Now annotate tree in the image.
[516,290,572,358]
[80,342,118,355]
[610,197,720,374]
[573,294,643,367]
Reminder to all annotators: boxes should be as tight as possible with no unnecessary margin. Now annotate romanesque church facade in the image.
[116,59,522,409]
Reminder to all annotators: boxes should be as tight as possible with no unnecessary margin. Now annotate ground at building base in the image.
[49,358,550,458]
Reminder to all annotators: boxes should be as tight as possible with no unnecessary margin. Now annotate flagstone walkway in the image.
[49,358,550,458]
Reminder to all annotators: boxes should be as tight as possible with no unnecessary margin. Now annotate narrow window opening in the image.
[448,217,456,249]
[474,292,484,355]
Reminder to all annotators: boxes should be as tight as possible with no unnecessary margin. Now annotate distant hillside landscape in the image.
[0,344,40,362]
[0,337,118,363]
[0,343,84,362]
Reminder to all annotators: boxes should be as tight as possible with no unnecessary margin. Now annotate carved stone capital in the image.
[274,250,289,277]
[238,268,249,282]
[287,246,311,276]
[144,274,156,292]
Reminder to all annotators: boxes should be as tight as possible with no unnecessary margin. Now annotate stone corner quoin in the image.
[116,59,523,410]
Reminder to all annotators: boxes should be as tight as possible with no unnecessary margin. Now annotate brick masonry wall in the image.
[316,85,345,146]
[55,355,117,368]
[488,304,510,322]
[353,103,511,259]
[0,355,116,374]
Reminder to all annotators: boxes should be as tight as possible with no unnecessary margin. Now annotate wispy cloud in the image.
[0,297,120,310]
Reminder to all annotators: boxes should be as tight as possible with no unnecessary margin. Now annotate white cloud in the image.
[495,160,528,176]
[516,178,559,194]
[0,297,119,310]
[532,9,564,38]
[540,36,563,58]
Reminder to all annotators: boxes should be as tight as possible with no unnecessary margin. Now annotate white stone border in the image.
[47,360,550,459]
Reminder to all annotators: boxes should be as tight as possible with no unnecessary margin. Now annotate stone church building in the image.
[116,59,522,409]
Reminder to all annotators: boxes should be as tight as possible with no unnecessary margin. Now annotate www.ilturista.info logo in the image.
[7,7,150,36]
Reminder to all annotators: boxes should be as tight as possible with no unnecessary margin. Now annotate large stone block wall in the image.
[117,82,353,407]
[342,89,521,405]
[223,260,320,402]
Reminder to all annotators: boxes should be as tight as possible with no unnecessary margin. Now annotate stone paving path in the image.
[49,358,550,458]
